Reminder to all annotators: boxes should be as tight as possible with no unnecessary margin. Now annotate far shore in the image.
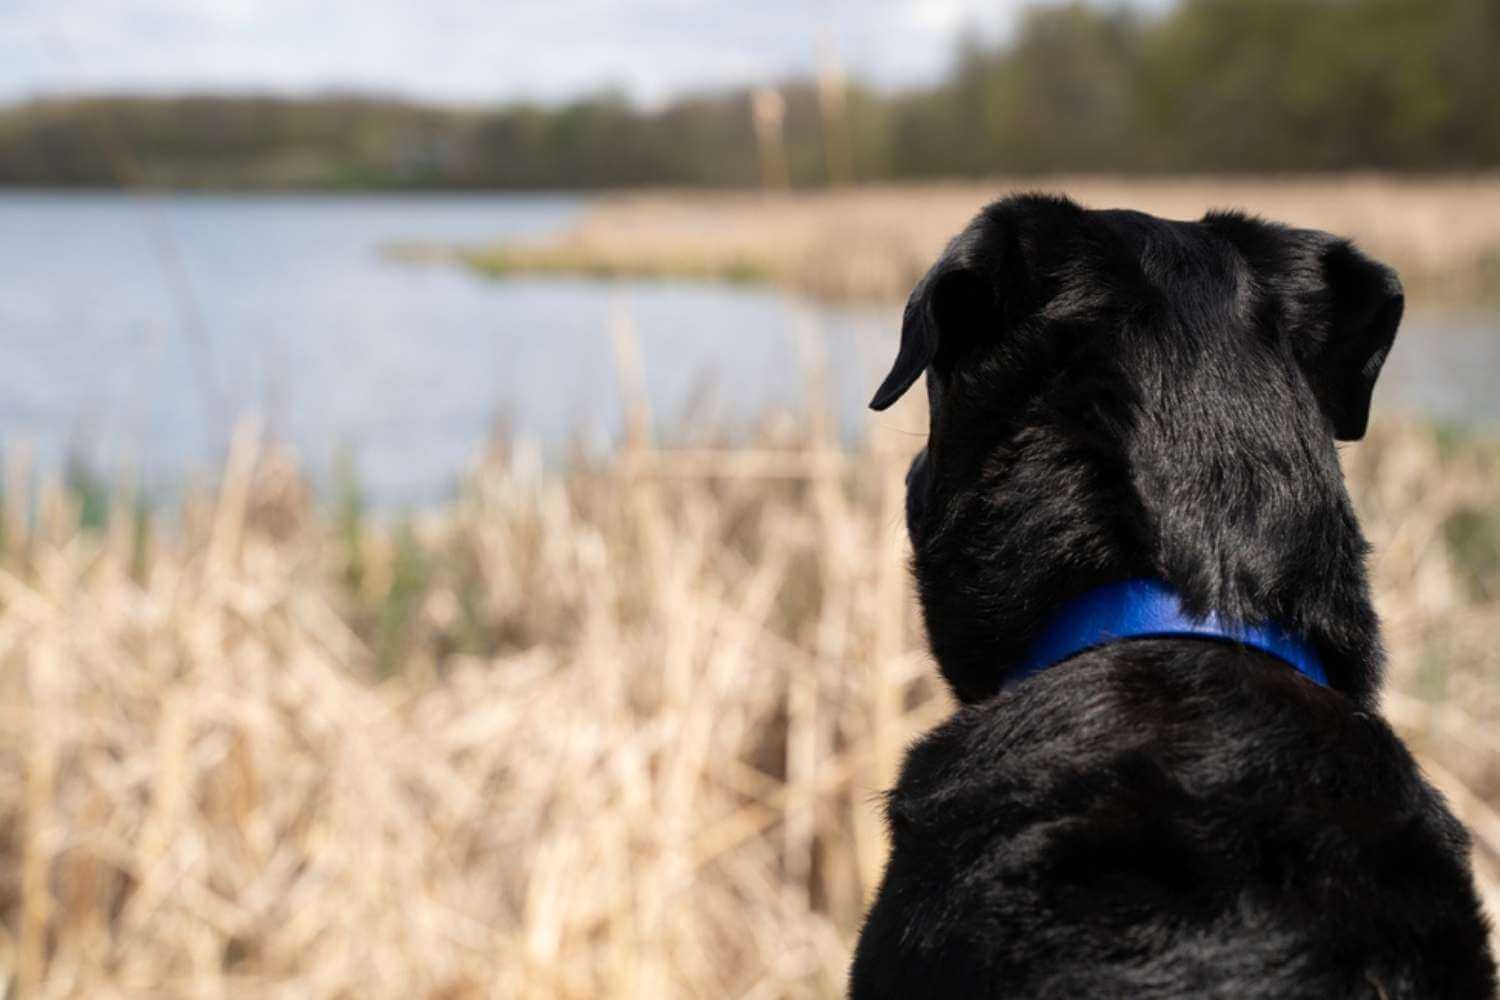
[412,175,1500,307]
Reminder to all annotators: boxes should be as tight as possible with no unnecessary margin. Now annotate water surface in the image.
[0,192,1493,506]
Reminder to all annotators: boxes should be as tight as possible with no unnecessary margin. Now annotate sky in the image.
[0,0,1131,107]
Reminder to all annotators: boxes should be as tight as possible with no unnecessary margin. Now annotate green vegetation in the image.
[3,0,1497,190]
[1447,507,1500,601]
[459,244,774,284]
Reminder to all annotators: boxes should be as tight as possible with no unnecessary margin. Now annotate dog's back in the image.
[852,196,1496,998]
[853,645,1492,998]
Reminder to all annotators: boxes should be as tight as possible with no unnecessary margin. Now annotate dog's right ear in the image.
[1296,241,1404,441]
[869,229,1011,412]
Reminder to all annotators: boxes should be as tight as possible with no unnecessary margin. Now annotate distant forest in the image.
[2,0,1496,190]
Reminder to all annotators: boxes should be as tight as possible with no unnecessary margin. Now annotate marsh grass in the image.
[0,403,1496,997]
[444,176,1500,305]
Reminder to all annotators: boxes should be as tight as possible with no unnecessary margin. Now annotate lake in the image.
[1,192,1495,507]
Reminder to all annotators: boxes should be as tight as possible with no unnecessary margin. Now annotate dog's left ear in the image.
[1295,241,1404,441]
[870,227,1013,412]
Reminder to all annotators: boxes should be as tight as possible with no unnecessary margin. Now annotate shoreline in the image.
[435,176,1500,306]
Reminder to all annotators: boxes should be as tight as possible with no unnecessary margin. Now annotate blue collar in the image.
[1009,579,1328,690]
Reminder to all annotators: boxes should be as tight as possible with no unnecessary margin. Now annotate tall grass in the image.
[0,404,1496,997]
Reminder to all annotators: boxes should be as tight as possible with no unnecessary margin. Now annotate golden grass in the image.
[455,175,1500,304]
[0,398,1497,996]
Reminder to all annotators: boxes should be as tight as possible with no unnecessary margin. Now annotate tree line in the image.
[1,0,1495,190]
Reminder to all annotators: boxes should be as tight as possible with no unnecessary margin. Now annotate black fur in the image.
[852,196,1496,999]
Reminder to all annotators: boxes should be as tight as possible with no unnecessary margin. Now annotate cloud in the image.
[0,0,1043,105]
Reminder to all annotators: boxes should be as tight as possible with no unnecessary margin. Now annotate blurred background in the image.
[0,1,1497,996]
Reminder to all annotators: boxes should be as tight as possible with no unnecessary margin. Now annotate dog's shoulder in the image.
[851,642,1496,999]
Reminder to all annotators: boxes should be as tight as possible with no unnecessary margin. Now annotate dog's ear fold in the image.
[1296,242,1404,441]
[869,229,1011,412]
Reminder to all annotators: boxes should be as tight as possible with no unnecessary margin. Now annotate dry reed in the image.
[0,403,1496,997]
[456,176,1500,304]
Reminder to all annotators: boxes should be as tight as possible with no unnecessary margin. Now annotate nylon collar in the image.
[1008,578,1328,690]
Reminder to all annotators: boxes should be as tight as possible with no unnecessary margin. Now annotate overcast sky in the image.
[0,0,1147,107]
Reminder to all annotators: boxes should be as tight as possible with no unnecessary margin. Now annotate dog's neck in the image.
[916,357,1383,708]
[1122,329,1382,701]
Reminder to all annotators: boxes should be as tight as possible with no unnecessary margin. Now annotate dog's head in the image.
[874,195,1402,705]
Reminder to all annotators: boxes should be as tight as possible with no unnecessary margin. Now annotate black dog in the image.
[850,195,1496,998]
